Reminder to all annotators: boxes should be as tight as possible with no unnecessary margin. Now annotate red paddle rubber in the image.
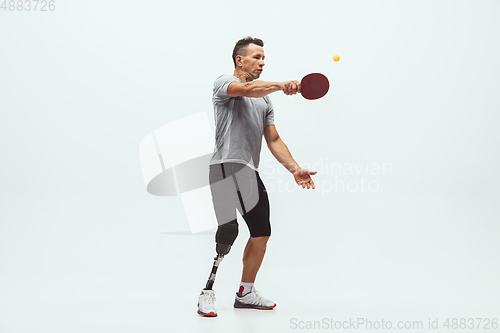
[301,73,329,100]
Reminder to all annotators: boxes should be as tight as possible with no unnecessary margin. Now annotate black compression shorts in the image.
[209,163,271,237]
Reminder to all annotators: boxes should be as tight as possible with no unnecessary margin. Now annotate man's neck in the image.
[233,69,254,82]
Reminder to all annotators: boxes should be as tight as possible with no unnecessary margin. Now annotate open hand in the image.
[293,168,317,189]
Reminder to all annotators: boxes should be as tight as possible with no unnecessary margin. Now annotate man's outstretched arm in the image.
[264,125,317,189]
[228,80,301,98]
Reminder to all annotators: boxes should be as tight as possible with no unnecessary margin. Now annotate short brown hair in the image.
[232,37,264,67]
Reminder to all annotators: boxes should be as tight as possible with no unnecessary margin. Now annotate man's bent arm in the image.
[228,80,283,98]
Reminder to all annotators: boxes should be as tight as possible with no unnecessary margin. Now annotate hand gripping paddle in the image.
[300,73,329,100]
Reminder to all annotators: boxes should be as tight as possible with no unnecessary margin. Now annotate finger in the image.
[284,82,290,95]
[309,171,318,175]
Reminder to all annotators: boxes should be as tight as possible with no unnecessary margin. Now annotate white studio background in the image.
[1,0,499,332]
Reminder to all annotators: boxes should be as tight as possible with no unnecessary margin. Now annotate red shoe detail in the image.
[239,285,244,294]
[198,311,217,317]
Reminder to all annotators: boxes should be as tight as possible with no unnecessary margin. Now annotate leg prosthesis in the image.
[204,220,238,290]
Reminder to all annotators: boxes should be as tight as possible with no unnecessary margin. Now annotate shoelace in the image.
[204,292,216,304]
[251,290,267,305]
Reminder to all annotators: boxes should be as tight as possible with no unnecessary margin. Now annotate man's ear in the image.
[235,55,243,67]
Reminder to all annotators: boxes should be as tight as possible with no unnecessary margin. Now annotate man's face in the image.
[238,43,265,80]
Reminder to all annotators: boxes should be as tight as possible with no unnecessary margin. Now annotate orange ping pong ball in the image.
[333,55,340,62]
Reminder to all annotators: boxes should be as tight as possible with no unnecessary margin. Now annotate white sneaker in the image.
[234,287,276,310]
[197,289,217,317]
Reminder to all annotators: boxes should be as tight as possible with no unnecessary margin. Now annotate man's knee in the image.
[251,235,270,252]
[253,235,270,243]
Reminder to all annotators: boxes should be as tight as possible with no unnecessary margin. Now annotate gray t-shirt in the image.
[209,75,275,171]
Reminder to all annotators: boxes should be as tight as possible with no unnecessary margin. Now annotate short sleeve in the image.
[213,75,240,104]
[264,96,274,126]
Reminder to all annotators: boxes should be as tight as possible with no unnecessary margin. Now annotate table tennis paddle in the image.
[300,73,329,100]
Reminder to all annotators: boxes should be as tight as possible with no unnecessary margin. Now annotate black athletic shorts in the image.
[209,163,271,237]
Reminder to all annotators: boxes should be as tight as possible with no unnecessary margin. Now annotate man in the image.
[197,37,317,317]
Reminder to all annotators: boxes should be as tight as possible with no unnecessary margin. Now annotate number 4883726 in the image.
[1,0,56,11]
